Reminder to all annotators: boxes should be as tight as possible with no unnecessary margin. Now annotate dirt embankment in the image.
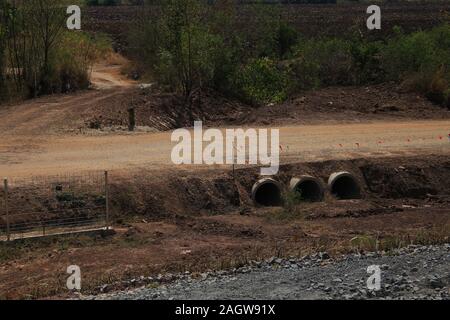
[82,84,450,132]
[1,55,448,136]
[2,154,449,230]
[107,155,450,219]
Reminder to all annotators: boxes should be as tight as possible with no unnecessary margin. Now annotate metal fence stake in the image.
[4,178,10,241]
[105,171,109,230]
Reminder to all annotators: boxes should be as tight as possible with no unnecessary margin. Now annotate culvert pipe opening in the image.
[252,179,283,207]
[328,172,361,200]
[290,176,324,202]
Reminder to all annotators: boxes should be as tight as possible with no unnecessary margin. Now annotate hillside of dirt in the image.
[81,83,450,132]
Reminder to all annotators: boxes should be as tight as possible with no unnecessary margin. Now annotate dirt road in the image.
[90,62,136,90]
[0,60,449,178]
[0,62,136,136]
[0,120,449,178]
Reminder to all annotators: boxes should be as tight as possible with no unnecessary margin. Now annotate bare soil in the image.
[0,120,449,178]
[76,84,450,132]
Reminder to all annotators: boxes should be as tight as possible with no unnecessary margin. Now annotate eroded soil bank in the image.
[108,154,450,219]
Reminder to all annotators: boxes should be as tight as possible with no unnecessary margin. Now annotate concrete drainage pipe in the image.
[252,178,283,207]
[290,176,325,202]
[328,172,361,200]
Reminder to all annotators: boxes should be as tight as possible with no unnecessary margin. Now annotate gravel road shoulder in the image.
[84,245,449,300]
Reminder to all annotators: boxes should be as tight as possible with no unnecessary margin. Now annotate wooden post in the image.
[128,108,136,132]
[232,142,236,181]
[4,178,10,241]
[105,171,109,230]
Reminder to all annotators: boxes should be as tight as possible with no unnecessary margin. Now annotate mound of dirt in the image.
[238,83,450,126]
[83,84,450,132]
[83,88,250,132]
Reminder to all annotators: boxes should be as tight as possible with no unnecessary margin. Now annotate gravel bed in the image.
[82,244,449,300]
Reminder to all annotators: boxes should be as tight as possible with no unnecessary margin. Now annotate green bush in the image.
[157,26,224,94]
[349,39,384,84]
[383,29,439,81]
[382,25,450,106]
[234,57,289,105]
[425,68,449,106]
[276,22,299,59]
[287,24,450,106]
[293,38,354,87]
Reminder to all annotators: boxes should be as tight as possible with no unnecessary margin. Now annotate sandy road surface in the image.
[90,62,136,90]
[0,121,449,178]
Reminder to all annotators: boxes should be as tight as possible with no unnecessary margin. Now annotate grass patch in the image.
[350,223,450,253]
[264,190,308,222]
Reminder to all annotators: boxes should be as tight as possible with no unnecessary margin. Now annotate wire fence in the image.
[0,171,110,241]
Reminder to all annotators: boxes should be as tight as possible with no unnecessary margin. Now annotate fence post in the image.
[105,171,109,230]
[4,178,10,241]
[128,108,136,132]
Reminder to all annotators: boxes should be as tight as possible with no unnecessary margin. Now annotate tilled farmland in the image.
[84,3,450,51]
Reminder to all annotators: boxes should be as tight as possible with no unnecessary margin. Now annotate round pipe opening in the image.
[290,176,324,202]
[328,172,361,200]
[252,178,283,207]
